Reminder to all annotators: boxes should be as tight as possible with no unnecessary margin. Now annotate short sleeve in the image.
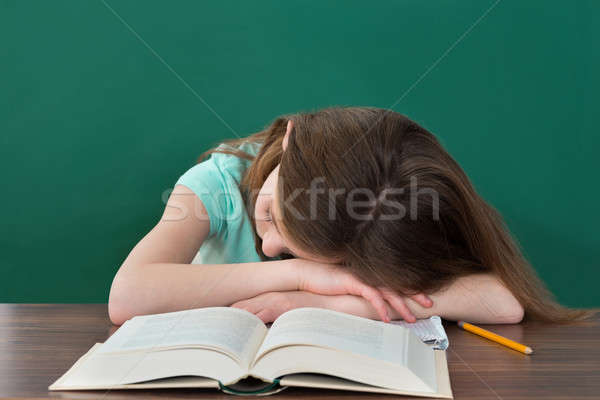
[174,142,260,240]
[174,157,232,238]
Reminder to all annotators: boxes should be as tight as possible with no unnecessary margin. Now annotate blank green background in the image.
[1,1,598,306]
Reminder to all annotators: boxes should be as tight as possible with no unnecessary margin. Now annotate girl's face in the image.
[254,164,293,258]
[254,121,338,264]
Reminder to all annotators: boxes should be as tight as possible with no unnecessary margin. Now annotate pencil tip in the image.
[525,347,533,354]
[457,321,464,328]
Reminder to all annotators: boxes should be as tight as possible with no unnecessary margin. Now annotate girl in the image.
[108,107,587,326]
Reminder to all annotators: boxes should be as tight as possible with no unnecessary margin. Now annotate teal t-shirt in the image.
[175,141,262,265]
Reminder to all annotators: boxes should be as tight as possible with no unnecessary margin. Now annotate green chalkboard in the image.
[1,1,598,306]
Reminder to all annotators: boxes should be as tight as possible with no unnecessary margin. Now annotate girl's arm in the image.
[109,185,408,325]
[232,273,525,324]
[108,185,300,325]
[335,273,524,323]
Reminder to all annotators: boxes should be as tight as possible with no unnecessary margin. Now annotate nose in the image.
[262,230,285,258]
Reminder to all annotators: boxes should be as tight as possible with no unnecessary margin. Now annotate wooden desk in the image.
[0,304,598,399]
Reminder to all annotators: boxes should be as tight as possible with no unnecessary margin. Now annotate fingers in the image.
[380,287,417,323]
[342,273,390,322]
[358,285,390,323]
[230,299,257,314]
[233,301,276,323]
[255,309,277,323]
[231,293,290,323]
[410,293,433,308]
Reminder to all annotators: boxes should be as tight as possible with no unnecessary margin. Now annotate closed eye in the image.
[264,209,272,222]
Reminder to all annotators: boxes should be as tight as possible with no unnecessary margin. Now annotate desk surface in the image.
[0,304,598,399]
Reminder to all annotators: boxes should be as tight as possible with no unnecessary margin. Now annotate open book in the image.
[49,307,452,398]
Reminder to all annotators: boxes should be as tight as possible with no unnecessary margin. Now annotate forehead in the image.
[258,167,279,196]
[255,167,279,211]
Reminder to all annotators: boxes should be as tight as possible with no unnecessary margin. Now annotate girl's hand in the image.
[231,290,433,323]
[379,288,433,323]
[293,259,392,321]
[292,258,433,322]
[231,291,310,323]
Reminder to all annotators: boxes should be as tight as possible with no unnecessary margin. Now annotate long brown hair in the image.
[199,106,591,323]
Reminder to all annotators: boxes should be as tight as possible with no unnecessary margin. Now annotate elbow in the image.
[493,288,525,324]
[486,276,525,324]
[108,296,130,326]
[108,269,139,326]
[498,302,524,324]
[108,289,130,326]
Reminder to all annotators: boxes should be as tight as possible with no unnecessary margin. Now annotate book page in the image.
[251,308,438,393]
[48,343,240,389]
[254,307,402,364]
[278,349,452,398]
[98,307,267,368]
[391,316,449,350]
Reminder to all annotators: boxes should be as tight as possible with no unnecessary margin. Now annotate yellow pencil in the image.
[457,321,533,355]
